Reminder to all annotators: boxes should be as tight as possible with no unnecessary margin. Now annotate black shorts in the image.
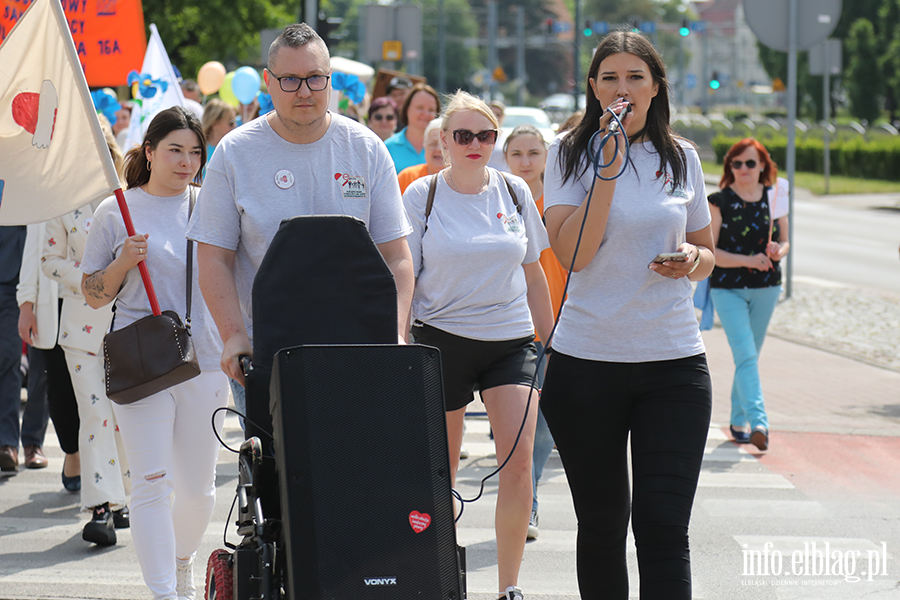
[412,323,538,412]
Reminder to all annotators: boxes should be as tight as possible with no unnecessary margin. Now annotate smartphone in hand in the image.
[651,252,688,264]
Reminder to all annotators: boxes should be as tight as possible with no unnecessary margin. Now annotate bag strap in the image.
[185,185,196,330]
[767,181,776,245]
[499,172,522,214]
[423,173,439,232]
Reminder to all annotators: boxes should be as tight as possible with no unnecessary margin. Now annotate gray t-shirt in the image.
[81,187,223,371]
[543,138,710,362]
[404,168,549,341]
[186,113,412,338]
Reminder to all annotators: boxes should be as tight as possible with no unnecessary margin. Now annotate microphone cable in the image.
[453,106,631,518]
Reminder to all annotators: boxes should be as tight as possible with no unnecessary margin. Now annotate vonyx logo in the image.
[363,577,397,586]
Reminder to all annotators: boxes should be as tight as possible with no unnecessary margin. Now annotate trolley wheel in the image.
[205,549,233,600]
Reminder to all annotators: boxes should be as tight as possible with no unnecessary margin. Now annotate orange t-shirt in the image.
[398,163,431,195]
[534,194,569,342]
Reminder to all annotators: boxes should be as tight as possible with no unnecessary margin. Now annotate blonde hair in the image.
[440,90,499,132]
[97,114,125,185]
[202,99,235,142]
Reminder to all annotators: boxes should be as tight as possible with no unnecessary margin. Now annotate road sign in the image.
[691,20,706,34]
[809,39,842,75]
[383,40,402,61]
[640,21,656,34]
[593,21,609,35]
[744,0,841,52]
[686,73,697,89]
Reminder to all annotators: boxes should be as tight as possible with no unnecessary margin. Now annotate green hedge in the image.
[712,135,900,181]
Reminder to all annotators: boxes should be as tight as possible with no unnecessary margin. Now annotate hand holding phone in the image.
[651,252,688,264]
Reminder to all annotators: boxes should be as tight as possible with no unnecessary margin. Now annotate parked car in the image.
[500,106,557,145]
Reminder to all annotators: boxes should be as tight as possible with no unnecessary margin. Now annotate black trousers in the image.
[540,352,712,600]
[41,344,79,454]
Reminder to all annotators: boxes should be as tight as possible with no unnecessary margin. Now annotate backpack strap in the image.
[424,173,439,232]
[499,172,522,214]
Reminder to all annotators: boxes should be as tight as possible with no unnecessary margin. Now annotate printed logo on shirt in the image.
[497,212,522,234]
[335,173,367,199]
[83,218,92,232]
[657,170,688,199]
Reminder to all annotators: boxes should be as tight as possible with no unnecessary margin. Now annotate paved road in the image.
[2,190,899,599]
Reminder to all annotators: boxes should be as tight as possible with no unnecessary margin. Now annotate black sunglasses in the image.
[731,159,758,170]
[452,129,498,146]
[372,114,396,122]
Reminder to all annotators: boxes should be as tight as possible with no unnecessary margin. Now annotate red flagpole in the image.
[114,188,161,316]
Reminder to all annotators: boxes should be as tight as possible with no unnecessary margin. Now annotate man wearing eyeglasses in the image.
[188,23,414,399]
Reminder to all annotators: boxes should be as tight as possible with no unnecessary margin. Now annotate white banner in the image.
[0,0,120,225]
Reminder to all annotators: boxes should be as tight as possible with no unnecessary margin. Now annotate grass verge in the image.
[700,161,900,196]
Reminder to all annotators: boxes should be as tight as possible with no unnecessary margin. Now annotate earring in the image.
[147,159,151,171]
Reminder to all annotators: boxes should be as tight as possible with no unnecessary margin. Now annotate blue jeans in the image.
[710,285,781,431]
[0,282,24,448]
[230,379,246,431]
[532,342,554,512]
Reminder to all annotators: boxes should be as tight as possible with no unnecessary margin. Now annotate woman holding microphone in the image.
[541,32,715,600]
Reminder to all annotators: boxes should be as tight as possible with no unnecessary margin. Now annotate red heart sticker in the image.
[334,173,342,180]
[12,93,40,134]
[408,511,431,533]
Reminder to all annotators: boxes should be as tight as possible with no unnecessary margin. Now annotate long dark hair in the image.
[123,106,207,189]
[557,31,688,188]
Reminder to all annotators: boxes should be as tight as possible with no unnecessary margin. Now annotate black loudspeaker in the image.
[270,344,462,600]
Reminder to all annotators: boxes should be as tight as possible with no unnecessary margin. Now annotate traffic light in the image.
[631,19,640,33]
[583,20,593,37]
[709,71,720,90]
[317,12,344,48]
[545,18,554,35]
[679,19,690,37]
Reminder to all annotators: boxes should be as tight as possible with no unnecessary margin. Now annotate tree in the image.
[876,0,900,122]
[845,18,883,122]
[143,0,300,79]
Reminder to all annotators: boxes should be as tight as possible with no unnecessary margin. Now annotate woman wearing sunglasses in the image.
[402,91,554,600]
[367,96,399,142]
[708,138,789,451]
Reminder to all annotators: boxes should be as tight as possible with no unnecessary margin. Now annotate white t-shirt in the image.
[404,168,549,341]
[186,113,412,337]
[81,187,223,371]
[543,138,711,362]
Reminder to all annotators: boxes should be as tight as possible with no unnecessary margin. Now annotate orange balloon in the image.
[197,61,227,95]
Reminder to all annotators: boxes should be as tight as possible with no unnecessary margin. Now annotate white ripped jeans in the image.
[112,371,228,600]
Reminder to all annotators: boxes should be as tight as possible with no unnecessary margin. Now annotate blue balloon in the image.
[232,66,261,105]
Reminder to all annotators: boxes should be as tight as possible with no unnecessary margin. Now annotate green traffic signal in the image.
[680,19,690,37]
[583,20,592,37]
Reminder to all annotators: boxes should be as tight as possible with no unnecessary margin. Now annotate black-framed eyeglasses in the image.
[731,159,758,170]
[452,129,498,146]
[271,73,330,93]
[372,113,396,122]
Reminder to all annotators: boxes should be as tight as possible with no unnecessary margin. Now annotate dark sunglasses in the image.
[452,129,498,146]
[731,159,758,170]
[372,113,396,122]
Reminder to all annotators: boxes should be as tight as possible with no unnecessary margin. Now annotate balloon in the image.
[219,72,239,107]
[232,66,262,105]
[197,61,226,95]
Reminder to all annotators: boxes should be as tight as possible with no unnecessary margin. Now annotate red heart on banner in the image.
[12,92,40,134]
[408,511,431,533]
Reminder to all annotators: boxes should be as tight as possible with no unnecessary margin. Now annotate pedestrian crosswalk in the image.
[0,408,894,600]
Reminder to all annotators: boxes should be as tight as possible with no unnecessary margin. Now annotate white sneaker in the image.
[459,445,469,459]
[175,554,196,600]
[527,509,539,540]
[500,585,524,600]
